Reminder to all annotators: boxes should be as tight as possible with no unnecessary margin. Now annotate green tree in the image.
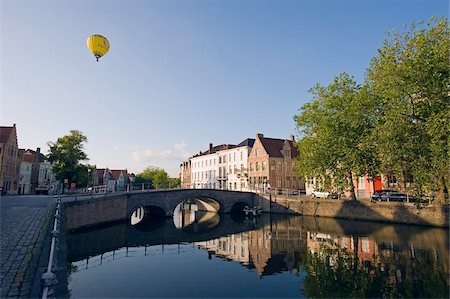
[47,130,89,189]
[136,166,179,189]
[294,73,380,200]
[367,17,449,203]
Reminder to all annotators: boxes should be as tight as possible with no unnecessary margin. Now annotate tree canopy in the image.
[47,130,89,188]
[136,166,180,189]
[294,17,449,202]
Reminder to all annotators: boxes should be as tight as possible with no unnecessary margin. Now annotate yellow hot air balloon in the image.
[86,34,110,61]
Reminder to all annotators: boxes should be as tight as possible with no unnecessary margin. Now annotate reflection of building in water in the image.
[196,232,251,265]
[307,232,378,265]
[375,241,449,287]
[197,216,308,278]
[306,230,449,291]
[251,217,307,277]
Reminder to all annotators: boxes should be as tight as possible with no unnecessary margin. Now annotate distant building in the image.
[19,149,33,194]
[0,124,21,195]
[21,148,56,194]
[180,160,191,189]
[247,133,304,193]
[96,168,129,191]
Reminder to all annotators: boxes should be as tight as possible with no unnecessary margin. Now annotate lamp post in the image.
[87,168,91,193]
[129,174,135,192]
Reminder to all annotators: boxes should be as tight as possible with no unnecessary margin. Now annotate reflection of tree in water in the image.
[301,239,448,298]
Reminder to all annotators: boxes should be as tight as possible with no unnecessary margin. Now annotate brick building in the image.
[180,160,191,189]
[248,133,304,193]
[0,124,21,195]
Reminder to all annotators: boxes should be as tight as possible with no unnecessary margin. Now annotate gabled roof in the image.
[23,152,35,163]
[259,137,299,158]
[23,149,46,162]
[97,168,128,181]
[0,126,15,144]
[237,138,255,148]
[111,169,128,180]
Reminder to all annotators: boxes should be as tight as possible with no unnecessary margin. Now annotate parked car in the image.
[311,191,329,198]
[327,192,339,199]
[371,190,409,202]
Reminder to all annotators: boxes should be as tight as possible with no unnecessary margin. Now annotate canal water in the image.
[65,209,449,298]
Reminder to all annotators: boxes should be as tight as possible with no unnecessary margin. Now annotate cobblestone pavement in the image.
[1,196,55,298]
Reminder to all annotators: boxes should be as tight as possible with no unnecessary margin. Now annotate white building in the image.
[190,143,229,189]
[37,160,57,194]
[190,139,254,191]
[216,139,254,191]
[19,158,33,195]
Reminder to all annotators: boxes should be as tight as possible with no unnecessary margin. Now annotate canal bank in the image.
[257,194,449,227]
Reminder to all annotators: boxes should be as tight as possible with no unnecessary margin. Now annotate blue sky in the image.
[1,0,448,176]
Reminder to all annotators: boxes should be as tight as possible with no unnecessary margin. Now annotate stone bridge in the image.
[64,189,262,231]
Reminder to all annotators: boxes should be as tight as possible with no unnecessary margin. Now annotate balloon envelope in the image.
[87,34,110,61]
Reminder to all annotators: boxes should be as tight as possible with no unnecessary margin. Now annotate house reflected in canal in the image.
[66,213,449,298]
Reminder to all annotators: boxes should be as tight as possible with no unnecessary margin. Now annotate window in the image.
[308,177,314,185]
[255,148,259,156]
[277,162,282,171]
[240,152,243,160]
[256,162,260,171]
[361,238,370,253]
[358,176,365,189]
[271,161,275,171]
[388,175,397,187]
[405,174,414,187]
[262,161,267,170]
[219,156,222,163]
[250,163,254,171]
[233,153,236,162]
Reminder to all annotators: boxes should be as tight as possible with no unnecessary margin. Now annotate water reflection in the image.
[66,214,449,298]
[172,202,220,232]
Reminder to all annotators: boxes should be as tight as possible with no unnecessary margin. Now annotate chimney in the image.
[256,133,264,139]
[36,147,41,153]
[209,143,213,151]
[289,135,295,142]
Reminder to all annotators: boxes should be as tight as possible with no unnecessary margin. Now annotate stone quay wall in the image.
[64,194,128,231]
[257,194,449,228]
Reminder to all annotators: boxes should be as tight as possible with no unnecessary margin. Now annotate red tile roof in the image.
[97,168,128,181]
[23,149,46,162]
[111,169,128,180]
[23,152,35,163]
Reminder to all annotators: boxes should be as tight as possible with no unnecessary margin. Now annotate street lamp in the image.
[87,168,91,192]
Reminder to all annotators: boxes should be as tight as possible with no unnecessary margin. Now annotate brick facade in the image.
[0,124,21,195]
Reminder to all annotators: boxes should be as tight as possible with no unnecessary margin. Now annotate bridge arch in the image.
[127,189,257,219]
